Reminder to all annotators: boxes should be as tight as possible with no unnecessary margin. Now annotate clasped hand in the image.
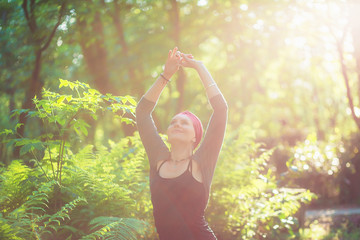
[163,47,201,79]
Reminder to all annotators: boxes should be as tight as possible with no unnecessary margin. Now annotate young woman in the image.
[136,47,227,240]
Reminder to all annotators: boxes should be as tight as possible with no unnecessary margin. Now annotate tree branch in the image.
[22,0,36,33]
[349,0,360,109]
[40,2,66,52]
[336,29,360,130]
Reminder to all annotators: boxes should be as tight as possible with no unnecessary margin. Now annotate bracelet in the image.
[160,73,171,83]
[205,82,217,90]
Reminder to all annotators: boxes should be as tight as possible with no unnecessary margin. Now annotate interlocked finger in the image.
[175,51,181,58]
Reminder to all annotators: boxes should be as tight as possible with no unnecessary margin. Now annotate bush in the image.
[0,79,148,239]
[0,79,316,239]
[207,126,316,239]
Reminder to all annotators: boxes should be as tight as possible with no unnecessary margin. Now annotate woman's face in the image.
[167,114,196,146]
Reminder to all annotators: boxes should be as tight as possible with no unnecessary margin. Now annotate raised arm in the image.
[180,53,223,99]
[143,47,182,102]
[180,53,228,182]
[136,47,182,169]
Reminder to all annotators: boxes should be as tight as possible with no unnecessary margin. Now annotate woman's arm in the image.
[180,53,228,182]
[143,47,182,102]
[136,47,182,169]
[180,53,222,99]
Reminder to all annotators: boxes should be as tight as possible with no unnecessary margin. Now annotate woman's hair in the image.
[176,111,203,149]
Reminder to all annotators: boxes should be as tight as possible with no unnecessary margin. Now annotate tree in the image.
[15,0,67,157]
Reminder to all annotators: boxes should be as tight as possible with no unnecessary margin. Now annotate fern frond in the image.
[43,197,87,233]
[81,217,148,240]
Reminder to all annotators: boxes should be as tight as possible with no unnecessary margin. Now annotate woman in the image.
[136,47,227,240]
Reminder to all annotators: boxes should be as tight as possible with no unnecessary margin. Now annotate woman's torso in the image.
[150,159,217,240]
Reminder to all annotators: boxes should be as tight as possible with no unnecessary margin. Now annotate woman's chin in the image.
[168,138,190,146]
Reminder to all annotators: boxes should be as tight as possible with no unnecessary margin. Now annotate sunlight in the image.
[2,0,360,238]
[240,4,248,11]
[56,37,63,47]
[197,0,208,7]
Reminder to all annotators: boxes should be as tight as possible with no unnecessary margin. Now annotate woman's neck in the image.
[170,143,193,162]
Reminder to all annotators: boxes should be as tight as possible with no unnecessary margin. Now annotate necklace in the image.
[170,156,191,168]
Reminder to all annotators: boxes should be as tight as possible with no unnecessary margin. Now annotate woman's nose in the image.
[173,122,181,128]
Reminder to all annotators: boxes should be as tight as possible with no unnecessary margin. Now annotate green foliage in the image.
[2,0,359,237]
[207,127,316,239]
[0,80,148,239]
[0,137,151,239]
[300,218,360,240]
[323,226,360,240]
[287,133,343,177]
[0,78,318,239]
[281,132,346,207]
[81,217,148,240]
[3,79,136,185]
[0,179,86,239]
[0,160,43,214]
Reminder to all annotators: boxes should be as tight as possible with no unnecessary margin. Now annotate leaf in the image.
[121,118,135,125]
[0,129,13,136]
[88,89,99,95]
[27,111,38,118]
[69,82,75,90]
[20,144,34,156]
[59,79,69,88]
[15,123,24,130]
[80,125,88,136]
[126,96,137,106]
[57,96,66,104]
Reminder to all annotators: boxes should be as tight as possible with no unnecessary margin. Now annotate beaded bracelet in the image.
[160,73,171,83]
[206,82,216,90]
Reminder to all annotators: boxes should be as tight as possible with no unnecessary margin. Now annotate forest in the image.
[1,0,360,239]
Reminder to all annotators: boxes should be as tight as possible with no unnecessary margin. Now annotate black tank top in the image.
[150,159,217,240]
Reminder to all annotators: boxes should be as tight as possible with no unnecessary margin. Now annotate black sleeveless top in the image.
[150,159,217,240]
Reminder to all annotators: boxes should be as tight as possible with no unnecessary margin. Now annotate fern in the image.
[81,217,148,240]
[0,160,39,214]
[207,127,316,240]
[0,180,86,239]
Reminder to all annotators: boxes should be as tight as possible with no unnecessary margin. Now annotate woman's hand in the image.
[163,47,182,79]
[180,53,202,69]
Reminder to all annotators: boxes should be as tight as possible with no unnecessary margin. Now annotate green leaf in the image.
[0,129,13,136]
[88,89,99,95]
[57,96,66,104]
[20,144,35,156]
[80,125,88,136]
[69,82,75,90]
[126,96,137,106]
[59,79,69,88]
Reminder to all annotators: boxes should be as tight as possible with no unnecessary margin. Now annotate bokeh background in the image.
[1,0,360,239]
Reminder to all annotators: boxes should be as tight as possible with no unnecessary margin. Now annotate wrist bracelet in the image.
[160,73,171,83]
[206,82,216,90]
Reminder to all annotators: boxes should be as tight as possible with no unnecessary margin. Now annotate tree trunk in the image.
[110,0,139,136]
[348,0,360,202]
[349,0,360,105]
[78,12,113,96]
[77,11,114,141]
[344,0,360,130]
[15,50,43,157]
[15,0,66,158]
[112,0,142,95]
[338,0,360,204]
